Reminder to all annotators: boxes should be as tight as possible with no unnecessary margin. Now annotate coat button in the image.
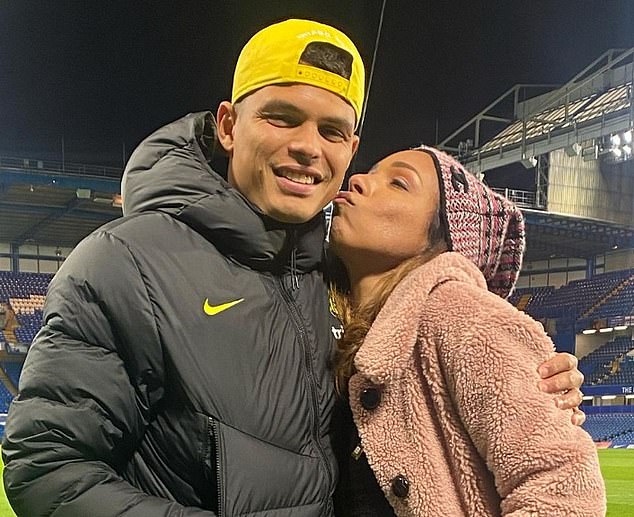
[391,474,410,498]
[360,385,381,410]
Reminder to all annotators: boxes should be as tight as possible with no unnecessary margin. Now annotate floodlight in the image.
[611,134,621,147]
[76,188,92,199]
[599,327,614,333]
[564,142,582,157]
[520,156,537,168]
[623,145,631,157]
[582,145,598,161]
[623,129,632,144]
[612,147,622,158]
[581,329,597,335]
[614,325,629,331]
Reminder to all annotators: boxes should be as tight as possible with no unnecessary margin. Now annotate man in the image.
[2,19,584,516]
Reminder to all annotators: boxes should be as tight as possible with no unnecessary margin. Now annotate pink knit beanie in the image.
[416,145,526,299]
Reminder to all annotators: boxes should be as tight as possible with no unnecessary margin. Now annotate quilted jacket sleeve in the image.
[433,281,606,517]
[2,230,215,516]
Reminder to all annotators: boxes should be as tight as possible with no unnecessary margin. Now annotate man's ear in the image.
[350,134,360,159]
[216,101,237,154]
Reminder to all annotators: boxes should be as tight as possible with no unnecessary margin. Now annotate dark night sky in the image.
[2,1,633,173]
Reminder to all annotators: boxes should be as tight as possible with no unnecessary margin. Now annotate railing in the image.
[0,155,122,179]
[492,187,537,208]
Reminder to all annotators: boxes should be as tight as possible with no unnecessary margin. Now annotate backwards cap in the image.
[232,19,365,128]
[417,145,526,299]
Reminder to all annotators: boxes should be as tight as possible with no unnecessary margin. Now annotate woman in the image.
[329,146,605,516]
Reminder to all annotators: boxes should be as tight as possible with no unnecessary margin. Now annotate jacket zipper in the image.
[208,417,224,517]
[276,280,334,495]
[290,247,299,290]
[289,231,299,290]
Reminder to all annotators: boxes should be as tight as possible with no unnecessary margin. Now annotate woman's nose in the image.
[348,174,367,194]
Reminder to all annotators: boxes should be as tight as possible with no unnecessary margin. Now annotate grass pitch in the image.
[0,454,13,517]
[0,448,630,516]
[600,448,634,517]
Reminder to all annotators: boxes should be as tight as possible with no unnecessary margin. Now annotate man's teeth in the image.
[281,171,315,184]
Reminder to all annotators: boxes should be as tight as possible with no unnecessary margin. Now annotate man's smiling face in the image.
[217,83,359,223]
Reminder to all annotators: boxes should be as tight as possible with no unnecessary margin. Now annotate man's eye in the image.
[264,113,297,126]
[321,127,346,142]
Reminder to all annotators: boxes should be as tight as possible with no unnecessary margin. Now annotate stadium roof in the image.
[479,82,631,154]
[523,210,634,261]
[0,157,121,248]
[439,48,634,174]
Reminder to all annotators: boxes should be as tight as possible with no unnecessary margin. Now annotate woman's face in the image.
[329,150,441,271]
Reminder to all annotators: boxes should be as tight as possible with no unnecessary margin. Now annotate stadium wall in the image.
[576,331,621,359]
[0,242,70,273]
[604,249,634,271]
[547,148,634,226]
[517,249,633,289]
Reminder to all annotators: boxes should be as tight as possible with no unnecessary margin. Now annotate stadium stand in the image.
[519,270,633,321]
[607,355,634,385]
[1,362,22,389]
[0,381,13,414]
[582,277,634,322]
[0,271,51,301]
[583,409,634,443]
[0,271,51,347]
[507,286,555,314]
[611,430,634,446]
[578,336,634,385]
[13,309,44,344]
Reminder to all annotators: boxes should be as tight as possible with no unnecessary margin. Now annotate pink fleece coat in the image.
[349,252,606,517]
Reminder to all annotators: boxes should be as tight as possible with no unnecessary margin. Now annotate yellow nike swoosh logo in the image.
[203,298,244,316]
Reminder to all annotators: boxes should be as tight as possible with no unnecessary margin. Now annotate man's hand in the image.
[537,352,586,426]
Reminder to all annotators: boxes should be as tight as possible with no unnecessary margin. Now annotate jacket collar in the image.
[121,111,326,273]
[354,252,487,384]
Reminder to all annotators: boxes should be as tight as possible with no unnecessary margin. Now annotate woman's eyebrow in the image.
[388,160,419,175]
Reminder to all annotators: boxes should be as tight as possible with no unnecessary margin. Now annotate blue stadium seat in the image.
[582,412,634,443]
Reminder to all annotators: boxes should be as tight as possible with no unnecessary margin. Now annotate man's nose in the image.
[288,123,321,164]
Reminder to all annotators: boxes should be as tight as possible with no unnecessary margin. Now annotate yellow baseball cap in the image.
[232,19,365,128]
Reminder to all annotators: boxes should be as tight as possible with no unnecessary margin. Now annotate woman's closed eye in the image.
[391,177,410,190]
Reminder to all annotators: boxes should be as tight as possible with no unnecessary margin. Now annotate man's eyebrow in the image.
[259,100,305,115]
[260,100,354,134]
[321,116,354,134]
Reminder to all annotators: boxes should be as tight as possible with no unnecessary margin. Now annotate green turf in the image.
[0,448,630,516]
[0,452,14,517]
[599,448,634,517]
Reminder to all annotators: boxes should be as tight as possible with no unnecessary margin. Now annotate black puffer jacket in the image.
[3,112,340,516]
